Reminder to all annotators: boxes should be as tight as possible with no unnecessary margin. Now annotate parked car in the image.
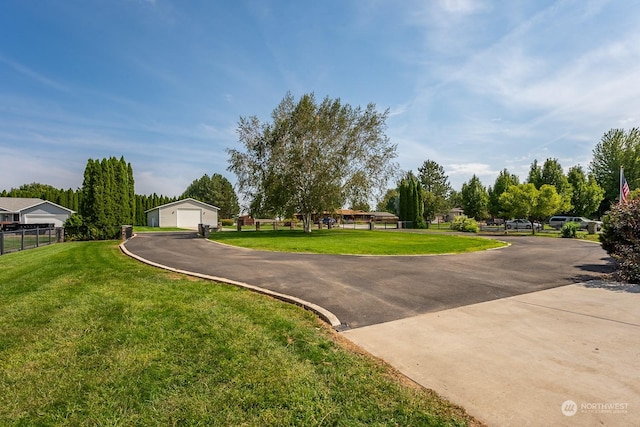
[486,218,504,226]
[505,219,542,231]
[548,216,602,231]
[321,217,336,225]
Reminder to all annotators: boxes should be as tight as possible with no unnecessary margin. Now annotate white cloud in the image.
[0,55,69,92]
[438,0,488,15]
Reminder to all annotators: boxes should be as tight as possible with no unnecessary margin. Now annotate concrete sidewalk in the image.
[342,283,640,427]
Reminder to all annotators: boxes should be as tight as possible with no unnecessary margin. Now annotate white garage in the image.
[145,198,219,229]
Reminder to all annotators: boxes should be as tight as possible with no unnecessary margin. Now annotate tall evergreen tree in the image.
[182,173,239,219]
[79,157,135,239]
[461,175,488,220]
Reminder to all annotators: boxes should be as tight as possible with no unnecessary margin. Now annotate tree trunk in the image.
[303,213,313,233]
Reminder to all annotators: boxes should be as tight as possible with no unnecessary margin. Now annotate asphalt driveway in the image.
[122,231,612,329]
[122,231,640,426]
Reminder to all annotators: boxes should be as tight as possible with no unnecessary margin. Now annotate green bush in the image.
[560,221,580,238]
[600,200,640,283]
[450,215,479,233]
[220,219,234,226]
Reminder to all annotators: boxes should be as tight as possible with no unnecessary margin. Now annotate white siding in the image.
[23,214,68,227]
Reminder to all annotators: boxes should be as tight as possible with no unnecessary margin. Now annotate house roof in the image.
[336,209,369,216]
[369,211,399,219]
[0,197,75,214]
[144,197,220,213]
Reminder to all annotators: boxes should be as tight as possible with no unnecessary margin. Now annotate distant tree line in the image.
[2,156,239,239]
[380,128,640,230]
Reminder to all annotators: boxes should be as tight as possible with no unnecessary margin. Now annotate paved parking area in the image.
[123,232,612,329]
[122,231,640,425]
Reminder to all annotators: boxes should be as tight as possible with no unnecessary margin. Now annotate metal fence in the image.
[0,226,61,255]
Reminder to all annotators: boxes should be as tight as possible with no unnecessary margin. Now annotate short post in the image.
[56,228,64,242]
[256,221,261,231]
[273,221,277,231]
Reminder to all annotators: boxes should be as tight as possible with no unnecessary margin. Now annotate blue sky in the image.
[1,1,639,201]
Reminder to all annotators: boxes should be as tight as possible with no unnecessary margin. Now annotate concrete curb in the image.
[119,235,344,329]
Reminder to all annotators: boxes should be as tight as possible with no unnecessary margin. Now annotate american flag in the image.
[621,170,630,204]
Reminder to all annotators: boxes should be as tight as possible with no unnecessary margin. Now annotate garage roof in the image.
[0,197,75,214]
[144,197,220,213]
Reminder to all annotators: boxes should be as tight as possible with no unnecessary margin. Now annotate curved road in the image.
[123,231,613,330]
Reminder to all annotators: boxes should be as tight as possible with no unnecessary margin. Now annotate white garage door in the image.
[23,214,68,227]
[176,209,202,229]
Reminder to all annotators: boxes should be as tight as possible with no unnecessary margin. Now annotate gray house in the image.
[145,198,219,229]
[0,197,75,227]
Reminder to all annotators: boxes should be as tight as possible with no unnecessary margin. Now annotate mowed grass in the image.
[0,242,476,426]
[210,229,506,255]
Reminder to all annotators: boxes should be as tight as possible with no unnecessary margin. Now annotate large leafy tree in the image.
[499,183,562,234]
[375,188,399,215]
[182,173,239,219]
[460,175,488,220]
[528,158,572,213]
[487,169,519,219]
[228,92,398,232]
[590,128,640,214]
[417,159,451,225]
[566,166,604,217]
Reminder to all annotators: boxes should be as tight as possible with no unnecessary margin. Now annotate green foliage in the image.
[460,175,488,220]
[528,158,572,212]
[417,159,452,224]
[376,188,399,215]
[182,173,239,219]
[3,182,80,211]
[599,199,640,283]
[566,165,604,217]
[220,218,234,226]
[499,183,561,234]
[418,160,452,198]
[80,157,135,239]
[62,213,87,241]
[450,215,479,233]
[398,172,426,228]
[590,128,640,214]
[488,169,519,218]
[560,221,580,238]
[228,92,398,233]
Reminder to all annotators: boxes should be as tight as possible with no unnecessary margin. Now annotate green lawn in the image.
[0,242,476,426]
[210,228,506,255]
